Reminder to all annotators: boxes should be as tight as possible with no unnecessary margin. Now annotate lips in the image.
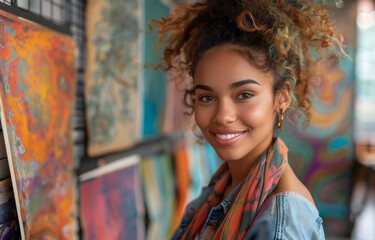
[209,129,247,145]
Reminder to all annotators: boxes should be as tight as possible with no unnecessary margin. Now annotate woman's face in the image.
[194,45,281,162]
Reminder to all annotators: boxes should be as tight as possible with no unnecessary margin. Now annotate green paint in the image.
[28,189,42,215]
[6,25,16,37]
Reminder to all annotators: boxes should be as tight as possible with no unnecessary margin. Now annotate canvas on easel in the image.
[0,10,77,239]
[85,0,143,157]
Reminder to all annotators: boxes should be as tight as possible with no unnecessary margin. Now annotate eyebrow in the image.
[230,79,260,88]
[194,79,260,91]
[194,84,213,91]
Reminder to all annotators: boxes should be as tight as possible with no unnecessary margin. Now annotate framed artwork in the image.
[0,9,77,239]
[79,155,144,240]
[85,0,143,156]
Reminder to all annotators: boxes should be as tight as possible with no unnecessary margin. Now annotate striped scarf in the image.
[181,137,288,239]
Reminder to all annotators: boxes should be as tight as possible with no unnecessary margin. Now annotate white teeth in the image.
[216,133,241,140]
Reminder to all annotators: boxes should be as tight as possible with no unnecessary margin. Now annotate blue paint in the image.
[6,25,16,37]
[330,137,349,151]
[142,0,169,138]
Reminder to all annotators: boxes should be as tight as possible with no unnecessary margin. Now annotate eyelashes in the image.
[237,91,254,100]
[198,95,215,103]
[197,91,254,103]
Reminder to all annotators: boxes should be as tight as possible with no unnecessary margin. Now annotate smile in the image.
[215,133,242,140]
[210,130,246,145]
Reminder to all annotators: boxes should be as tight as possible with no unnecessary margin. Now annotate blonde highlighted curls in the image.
[149,0,346,123]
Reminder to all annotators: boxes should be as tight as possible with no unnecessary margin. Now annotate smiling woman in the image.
[194,45,290,191]
[150,0,346,239]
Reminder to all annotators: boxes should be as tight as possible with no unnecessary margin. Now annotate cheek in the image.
[194,107,208,129]
[241,100,275,126]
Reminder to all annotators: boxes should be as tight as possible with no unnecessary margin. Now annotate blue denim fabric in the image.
[172,189,325,240]
[246,192,325,240]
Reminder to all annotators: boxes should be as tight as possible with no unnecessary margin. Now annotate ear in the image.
[275,81,292,113]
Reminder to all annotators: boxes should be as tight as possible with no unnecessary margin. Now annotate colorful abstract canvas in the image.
[142,0,169,138]
[280,54,355,236]
[0,10,77,239]
[85,0,143,156]
[79,155,144,240]
[140,153,175,240]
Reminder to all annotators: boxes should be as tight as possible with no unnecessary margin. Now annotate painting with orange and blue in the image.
[0,10,77,239]
[80,164,144,240]
[280,53,355,236]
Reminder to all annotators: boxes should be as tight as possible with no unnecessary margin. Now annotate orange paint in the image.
[0,10,77,239]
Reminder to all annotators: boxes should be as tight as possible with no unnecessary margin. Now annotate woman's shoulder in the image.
[272,163,316,207]
[245,163,325,240]
[246,192,325,240]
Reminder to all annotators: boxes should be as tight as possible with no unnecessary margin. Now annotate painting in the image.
[142,0,169,138]
[140,153,175,240]
[79,155,144,240]
[0,9,77,240]
[280,53,355,236]
[85,0,143,156]
[163,79,195,134]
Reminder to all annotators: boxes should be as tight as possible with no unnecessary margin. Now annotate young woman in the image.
[151,0,345,239]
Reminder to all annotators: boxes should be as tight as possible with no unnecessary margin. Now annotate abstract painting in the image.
[85,0,142,156]
[0,9,77,239]
[79,155,144,240]
[142,0,169,138]
[280,53,355,236]
[140,153,175,240]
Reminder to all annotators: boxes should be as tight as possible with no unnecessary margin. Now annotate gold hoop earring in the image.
[277,110,284,129]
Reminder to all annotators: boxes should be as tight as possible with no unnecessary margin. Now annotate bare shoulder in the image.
[272,164,316,207]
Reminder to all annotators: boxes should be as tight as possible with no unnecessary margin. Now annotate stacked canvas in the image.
[0,178,19,239]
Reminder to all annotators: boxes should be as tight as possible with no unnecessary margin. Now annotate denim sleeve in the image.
[245,193,325,240]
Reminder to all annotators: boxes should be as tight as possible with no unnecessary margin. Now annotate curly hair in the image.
[149,0,346,123]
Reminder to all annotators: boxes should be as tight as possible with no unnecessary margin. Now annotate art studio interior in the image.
[0,0,374,239]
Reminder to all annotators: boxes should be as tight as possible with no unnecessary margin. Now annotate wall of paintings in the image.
[0,0,363,239]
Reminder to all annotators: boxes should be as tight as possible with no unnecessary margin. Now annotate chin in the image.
[214,149,244,162]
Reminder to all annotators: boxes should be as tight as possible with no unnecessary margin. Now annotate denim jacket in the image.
[172,185,325,240]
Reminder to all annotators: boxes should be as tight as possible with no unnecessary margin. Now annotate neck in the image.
[227,136,274,188]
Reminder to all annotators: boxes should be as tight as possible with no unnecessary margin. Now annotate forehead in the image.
[193,45,274,87]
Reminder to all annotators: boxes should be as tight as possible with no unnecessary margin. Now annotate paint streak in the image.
[0,10,77,239]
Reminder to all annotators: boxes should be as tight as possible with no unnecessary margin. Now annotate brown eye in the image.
[237,92,254,100]
[199,95,215,103]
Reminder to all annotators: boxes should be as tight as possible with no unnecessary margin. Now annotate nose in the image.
[213,99,237,125]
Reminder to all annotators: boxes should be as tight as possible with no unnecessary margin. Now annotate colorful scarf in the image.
[181,137,288,239]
